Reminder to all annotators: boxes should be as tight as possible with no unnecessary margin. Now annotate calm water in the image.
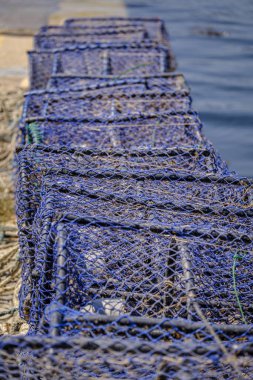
[126,0,253,176]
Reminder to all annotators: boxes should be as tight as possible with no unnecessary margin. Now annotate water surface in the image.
[126,0,253,176]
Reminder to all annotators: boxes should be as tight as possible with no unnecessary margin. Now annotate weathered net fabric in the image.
[63,17,170,42]
[15,144,233,320]
[20,73,192,144]
[16,144,229,236]
[35,18,171,51]
[15,144,253,329]
[22,90,191,121]
[29,195,252,328]
[29,42,174,89]
[1,333,252,379]
[34,18,174,52]
[21,112,205,148]
[15,144,229,240]
[5,15,253,380]
[39,24,151,34]
[47,73,188,92]
[35,28,151,49]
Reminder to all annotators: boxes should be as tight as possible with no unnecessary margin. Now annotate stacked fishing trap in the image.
[1,17,252,379]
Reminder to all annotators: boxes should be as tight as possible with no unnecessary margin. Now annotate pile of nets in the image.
[3,17,253,379]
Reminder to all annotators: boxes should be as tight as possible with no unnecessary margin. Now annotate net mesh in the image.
[29,42,174,89]
[34,27,151,49]
[1,333,252,379]
[47,73,188,92]
[63,17,170,42]
[22,112,206,148]
[5,15,253,380]
[32,212,252,327]
[34,18,174,51]
[15,145,252,328]
[22,90,191,121]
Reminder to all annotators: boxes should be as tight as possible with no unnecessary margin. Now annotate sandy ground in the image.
[0,0,127,334]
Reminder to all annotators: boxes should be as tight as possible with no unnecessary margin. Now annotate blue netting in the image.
[5,16,253,380]
[34,27,151,49]
[1,332,252,379]
[15,144,253,329]
[15,144,233,321]
[47,73,188,92]
[30,197,252,329]
[21,90,191,121]
[63,17,170,42]
[21,111,205,148]
[29,42,174,89]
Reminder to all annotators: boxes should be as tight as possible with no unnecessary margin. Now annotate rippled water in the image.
[126,0,253,176]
